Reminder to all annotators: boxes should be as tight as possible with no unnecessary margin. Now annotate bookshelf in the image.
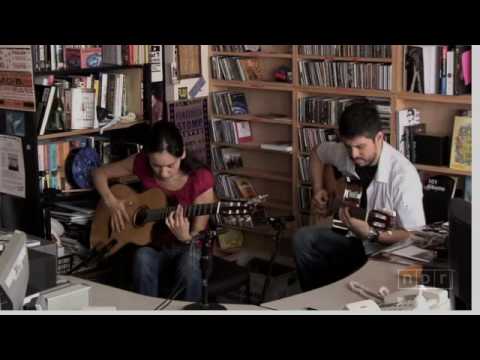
[208,44,472,258]
[0,45,159,239]
[208,45,296,259]
[391,45,472,183]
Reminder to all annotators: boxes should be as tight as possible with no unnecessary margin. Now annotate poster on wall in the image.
[0,135,26,198]
[167,97,210,166]
[0,45,35,112]
[149,45,163,83]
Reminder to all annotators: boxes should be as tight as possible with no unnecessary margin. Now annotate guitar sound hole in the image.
[133,207,148,227]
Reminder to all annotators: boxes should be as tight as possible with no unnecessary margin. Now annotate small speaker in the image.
[413,135,450,166]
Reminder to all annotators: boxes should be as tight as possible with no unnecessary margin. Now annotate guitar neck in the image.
[145,203,220,223]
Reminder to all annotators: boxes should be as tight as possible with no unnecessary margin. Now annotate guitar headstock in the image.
[367,209,397,231]
[218,195,268,216]
[217,195,268,228]
[342,177,363,208]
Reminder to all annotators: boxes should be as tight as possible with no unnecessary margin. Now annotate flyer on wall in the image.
[0,135,26,198]
[0,45,35,112]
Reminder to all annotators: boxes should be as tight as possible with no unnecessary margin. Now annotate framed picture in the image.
[449,115,472,172]
[178,87,188,100]
[176,45,202,79]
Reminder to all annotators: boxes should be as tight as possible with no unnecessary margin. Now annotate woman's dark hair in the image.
[143,121,206,174]
[338,101,382,140]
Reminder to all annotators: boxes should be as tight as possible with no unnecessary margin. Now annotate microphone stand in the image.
[183,229,226,310]
[261,216,294,303]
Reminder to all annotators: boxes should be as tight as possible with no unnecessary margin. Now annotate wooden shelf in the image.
[299,122,337,129]
[394,92,472,105]
[34,64,145,76]
[38,120,146,141]
[264,200,293,212]
[218,168,292,183]
[415,164,471,177]
[211,80,293,92]
[298,86,391,98]
[41,175,140,199]
[213,142,292,155]
[212,114,292,126]
[211,51,292,59]
[298,55,392,63]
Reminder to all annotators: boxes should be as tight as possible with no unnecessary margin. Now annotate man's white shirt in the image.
[315,141,426,231]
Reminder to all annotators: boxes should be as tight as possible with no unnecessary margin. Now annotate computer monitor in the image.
[448,198,471,310]
[0,231,29,310]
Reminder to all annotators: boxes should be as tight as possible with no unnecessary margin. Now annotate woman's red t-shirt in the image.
[133,151,214,205]
[132,152,214,248]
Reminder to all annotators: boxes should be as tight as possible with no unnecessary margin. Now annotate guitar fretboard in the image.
[145,203,220,223]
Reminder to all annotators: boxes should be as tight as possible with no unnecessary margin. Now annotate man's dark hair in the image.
[338,101,382,140]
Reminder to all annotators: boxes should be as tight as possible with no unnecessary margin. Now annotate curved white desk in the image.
[261,260,409,310]
[61,275,264,311]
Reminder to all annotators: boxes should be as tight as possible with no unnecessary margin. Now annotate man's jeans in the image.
[293,225,367,292]
[132,244,202,302]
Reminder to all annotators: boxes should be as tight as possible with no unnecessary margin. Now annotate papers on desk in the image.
[50,202,95,225]
[387,245,436,263]
[0,230,41,252]
[373,241,436,264]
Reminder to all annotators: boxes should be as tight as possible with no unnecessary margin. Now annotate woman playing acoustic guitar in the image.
[92,121,215,301]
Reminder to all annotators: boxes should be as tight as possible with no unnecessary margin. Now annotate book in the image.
[260,142,293,153]
[220,148,243,169]
[449,115,471,171]
[229,92,249,115]
[243,45,261,52]
[406,123,426,162]
[423,175,458,224]
[396,108,420,156]
[446,48,455,95]
[39,86,57,135]
[404,46,424,93]
[233,177,257,199]
[233,121,253,143]
[454,46,472,95]
[419,46,440,95]
[238,58,263,81]
[66,88,96,130]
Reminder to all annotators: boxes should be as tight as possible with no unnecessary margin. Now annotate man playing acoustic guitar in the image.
[92,121,215,301]
[294,101,426,292]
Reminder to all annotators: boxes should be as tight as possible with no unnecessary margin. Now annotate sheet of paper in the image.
[0,45,35,111]
[0,135,26,198]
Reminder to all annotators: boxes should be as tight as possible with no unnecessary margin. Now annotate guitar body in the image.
[309,165,394,233]
[89,184,267,257]
[90,184,168,255]
[309,164,346,226]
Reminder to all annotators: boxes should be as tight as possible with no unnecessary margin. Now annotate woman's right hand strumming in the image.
[105,196,131,233]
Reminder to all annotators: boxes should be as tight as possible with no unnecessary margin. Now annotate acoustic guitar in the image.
[90,184,266,256]
[310,165,395,233]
